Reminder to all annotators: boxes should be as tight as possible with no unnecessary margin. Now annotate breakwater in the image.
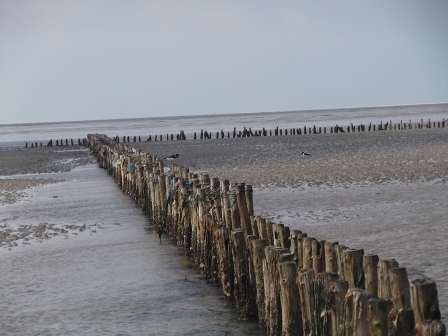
[23,118,446,148]
[87,133,446,336]
[109,118,446,143]
[24,138,85,148]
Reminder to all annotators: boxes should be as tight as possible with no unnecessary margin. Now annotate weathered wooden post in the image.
[231,229,251,319]
[296,232,307,270]
[265,221,274,246]
[378,258,399,300]
[264,246,290,335]
[390,267,411,309]
[368,298,393,336]
[415,322,446,336]
[411,277,443,331]
[388,307,415,336]
[220,179,230,228]
[344,288,370,335]
[297,268,315,335]
[342,249,364,289]
[279,261,301,335]
[290,230,301,265]
[245,184,254,217]
[312,239,324,275]
[272,223,289,248]
[234,183,252,234]
[250,216,259,238]
[255,216,268,240]
[335,244,348,277]
[302,237,314,270]
[249,238,269,324]
[324,241,338,273]
[364,254,379,297]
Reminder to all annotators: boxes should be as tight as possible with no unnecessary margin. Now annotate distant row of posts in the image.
[112,118,447,143]
[24,118,446,148]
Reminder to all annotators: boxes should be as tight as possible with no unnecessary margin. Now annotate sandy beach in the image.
[1,126,447,320]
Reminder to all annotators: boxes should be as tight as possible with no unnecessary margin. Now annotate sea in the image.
[0,104,447,335]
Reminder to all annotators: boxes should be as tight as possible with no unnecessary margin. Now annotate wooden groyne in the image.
[24,138,86,148]
[110,118,447,143]
[87,133,446,336]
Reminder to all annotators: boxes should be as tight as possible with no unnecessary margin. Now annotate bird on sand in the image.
[302,151,311,156]
[164,154,179,161]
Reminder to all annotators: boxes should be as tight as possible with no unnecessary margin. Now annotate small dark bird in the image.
[164,154,179,161]
[302,151,311,156]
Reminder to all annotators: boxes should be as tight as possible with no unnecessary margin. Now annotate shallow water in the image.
[0,165,264,335]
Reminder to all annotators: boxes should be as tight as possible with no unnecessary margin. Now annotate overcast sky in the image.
[1,1,447,124]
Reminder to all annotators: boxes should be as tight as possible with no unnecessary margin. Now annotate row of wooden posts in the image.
[113,118,447,143]
[25,138,86,148]
[23,118,446,148]
[87,133,445,336]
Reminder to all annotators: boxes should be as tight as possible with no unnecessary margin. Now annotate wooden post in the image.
[342,249,364,289]
[415,321,446,336]
[364,254,379,297]
[250,216,259,238]
[329,277,350,336]
[249,238,269,324]
[214,227,232,298]
[266,221,274,246]
[411,277,442,324]
[245,184,254,217]
[234,183,252,235]
[272,223,288,248]
[279,261,302,335]
[344,288,370,335]
[388,308,415,336]
[367,298,393,336]
[231,229,251,319]
[378,259,399,300]
[264,246,290,335]
[220,179,230,227]
[296,232,307,270]
[324,241,338,273]
[297,268,315,336]
[302,237,314,270]
[335,244,348,278]
[314,272,347,336]
[290,230,301,265]
[255,216,268,240]
[312,239,324,275]
[389,267,411,309]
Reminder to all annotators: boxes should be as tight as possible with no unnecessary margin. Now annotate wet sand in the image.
[133,127,448,319]
[133,128,448,187]
[2,127,448,319]
[0,146,95,205]
[0,147,97,249]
